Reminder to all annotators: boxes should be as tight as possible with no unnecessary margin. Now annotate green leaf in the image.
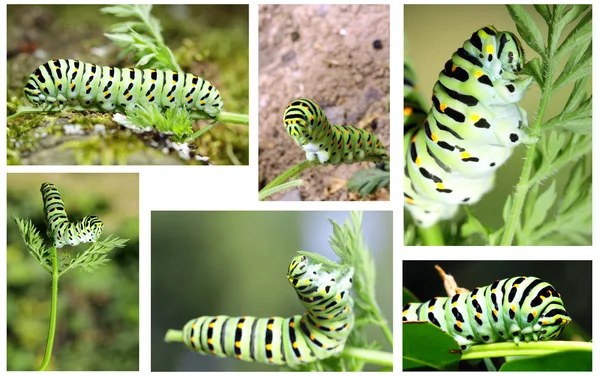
[506,5,547,57]
[558,159,588,215]
[533,5,552,24]
[403,322,462,370]
[522,58,543,87]
[136,53,157,67]
[555,8,592,60]
[460,211,488,239]
[346,168,390,196]
[524,181,556,233]
[502,194,513,224]
[558,5,589,29]
[552,54,591,93]
[403,287,419,306]
[563,78,589,114]
[557,117,591,135]
[499,350,592,371]
[543,96,591,133]
[103,33,135,44]
[100,5,139,17]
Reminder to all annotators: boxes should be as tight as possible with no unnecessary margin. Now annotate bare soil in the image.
[258,4,390,201]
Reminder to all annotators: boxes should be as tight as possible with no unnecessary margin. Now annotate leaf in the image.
[346,168,390,196]
[506,5,547,57]
[552,54,591,93]
[533,5,552,24]
[557,118,592,135]
[524,181,557,233]
[555,8,592,60]
[499,350,592,371]
[136,53,157,67]
[403,322,462,370]
[522,58,543,88]
[558,158,588,215]
[403,287,419,306]
[100,5,138,17]
[460,213,488,239]
[543,96,591,133]
[103,33,135,44]
[502,194,513,224]
[558,5,590,29]
[563,78,589,114]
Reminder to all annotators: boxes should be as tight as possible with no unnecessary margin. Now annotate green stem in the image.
[216,111,249,125]
[260,160,318,200]
[258,180,304,201]
[342,347,394,367]
[461,340,592,361]
[500,17,558,246]
[164,329,183,343]
[38,247,59,371]
[418,224,444,246]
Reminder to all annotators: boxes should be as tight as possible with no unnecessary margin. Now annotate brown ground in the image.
[258,4,390,201]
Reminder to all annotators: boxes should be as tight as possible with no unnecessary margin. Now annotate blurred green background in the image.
[7,173,139,370]
[403,261,592,342]
[405,5,592,230]
[151,211,393,371]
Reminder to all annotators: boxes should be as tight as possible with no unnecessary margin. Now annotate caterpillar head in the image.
[496,31,526,76]
[537,301,571,341]
[283,99,322,145]
[82,215,104,241]
[465,26,527,81]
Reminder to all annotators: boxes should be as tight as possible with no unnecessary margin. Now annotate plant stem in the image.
[38,247,59,371]
[258,179,304,201]
[259,160,317,200]
[461,340,592,360]
[342,347,394,367]
[418,224,444,246]
[164,329,183,343]
[216,111,249,125]
[500,14,558,246]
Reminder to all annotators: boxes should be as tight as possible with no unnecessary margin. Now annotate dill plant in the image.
[13,186,128,371]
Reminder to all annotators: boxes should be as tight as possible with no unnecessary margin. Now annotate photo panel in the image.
[7,4,249,165]
[402,260,592,371]
[259,4,390,201]
[403,4,592,245]
[151,211,393,371]
[6,173,140,370]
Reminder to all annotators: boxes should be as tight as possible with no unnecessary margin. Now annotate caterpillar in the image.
[24,59,223,118]
[40,182,104,248]
[283,98,388,165]
[404,26,534,228]
[180,255,354,366]
[403,275,571,350]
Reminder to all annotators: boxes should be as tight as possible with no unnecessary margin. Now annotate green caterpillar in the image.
[283,98,388,164]
[40,182,103,248]
[180,255,354,366]
[404,26,534,228]
[24,59,223,117]
[403,275,571,350]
